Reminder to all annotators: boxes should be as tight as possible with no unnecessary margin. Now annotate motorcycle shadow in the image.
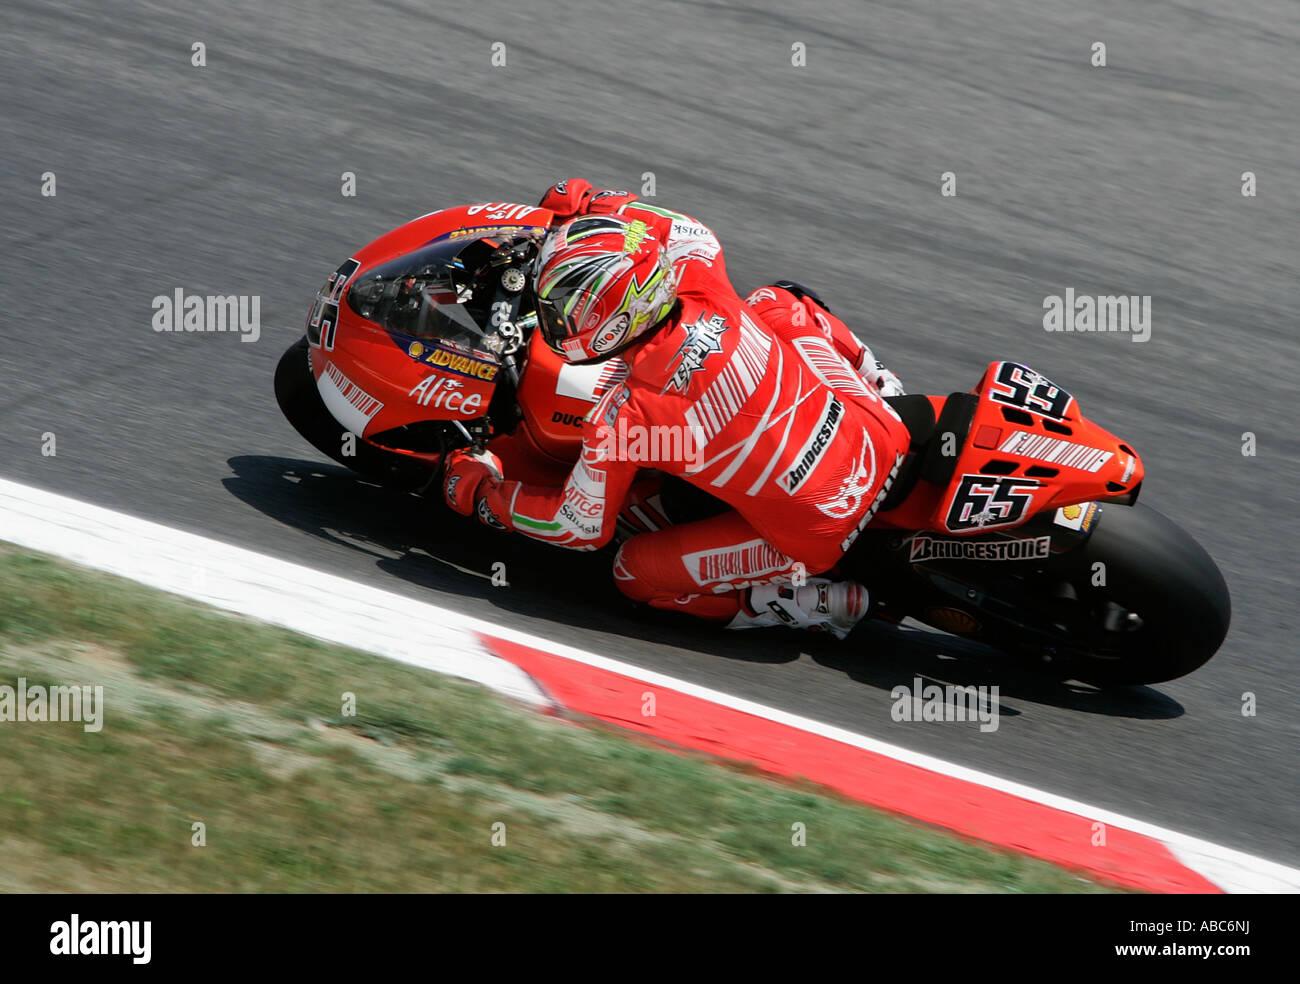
[815,621,1184,720]
[223,455,1183,718]
[222,454,807,665]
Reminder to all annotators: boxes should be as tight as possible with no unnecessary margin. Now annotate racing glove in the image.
[443,449,510,530]
[538,178,639,224]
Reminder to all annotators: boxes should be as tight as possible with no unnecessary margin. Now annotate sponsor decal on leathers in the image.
[666,312,728,392]
[684,538,793,589]
[778,394,843,494]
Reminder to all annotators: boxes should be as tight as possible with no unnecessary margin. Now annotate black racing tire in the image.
[1041,503,1231,685]
[273,336,435,491]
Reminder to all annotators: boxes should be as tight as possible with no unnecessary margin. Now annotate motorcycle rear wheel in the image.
[1022,504,1231,685]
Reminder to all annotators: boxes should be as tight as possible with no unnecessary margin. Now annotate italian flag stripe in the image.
[513,514,562,532]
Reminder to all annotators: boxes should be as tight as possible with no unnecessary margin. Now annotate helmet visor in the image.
[536,286,597,346]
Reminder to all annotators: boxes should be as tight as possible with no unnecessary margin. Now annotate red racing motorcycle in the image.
[274,202,1231,686]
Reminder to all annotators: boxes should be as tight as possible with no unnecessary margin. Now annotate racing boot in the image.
[728,578,870,640]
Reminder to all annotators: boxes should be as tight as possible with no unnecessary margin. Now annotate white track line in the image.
[1,476,1296,893]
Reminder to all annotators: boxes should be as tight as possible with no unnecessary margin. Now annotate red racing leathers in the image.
[459,180,909,621]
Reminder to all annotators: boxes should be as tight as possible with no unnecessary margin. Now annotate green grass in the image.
[0,544,1122,892]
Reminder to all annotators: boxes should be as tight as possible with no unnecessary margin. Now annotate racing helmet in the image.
[533,214,677,363]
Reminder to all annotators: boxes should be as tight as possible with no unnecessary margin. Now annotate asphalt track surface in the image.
[3,1,1297,868]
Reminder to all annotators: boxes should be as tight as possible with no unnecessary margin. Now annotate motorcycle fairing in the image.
[875,362,1144,535]
[305,204,552,440]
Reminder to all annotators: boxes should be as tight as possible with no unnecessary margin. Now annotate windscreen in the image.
[346,237,490,351]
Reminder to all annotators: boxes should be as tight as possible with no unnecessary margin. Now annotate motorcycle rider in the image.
[443,179,909,637]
